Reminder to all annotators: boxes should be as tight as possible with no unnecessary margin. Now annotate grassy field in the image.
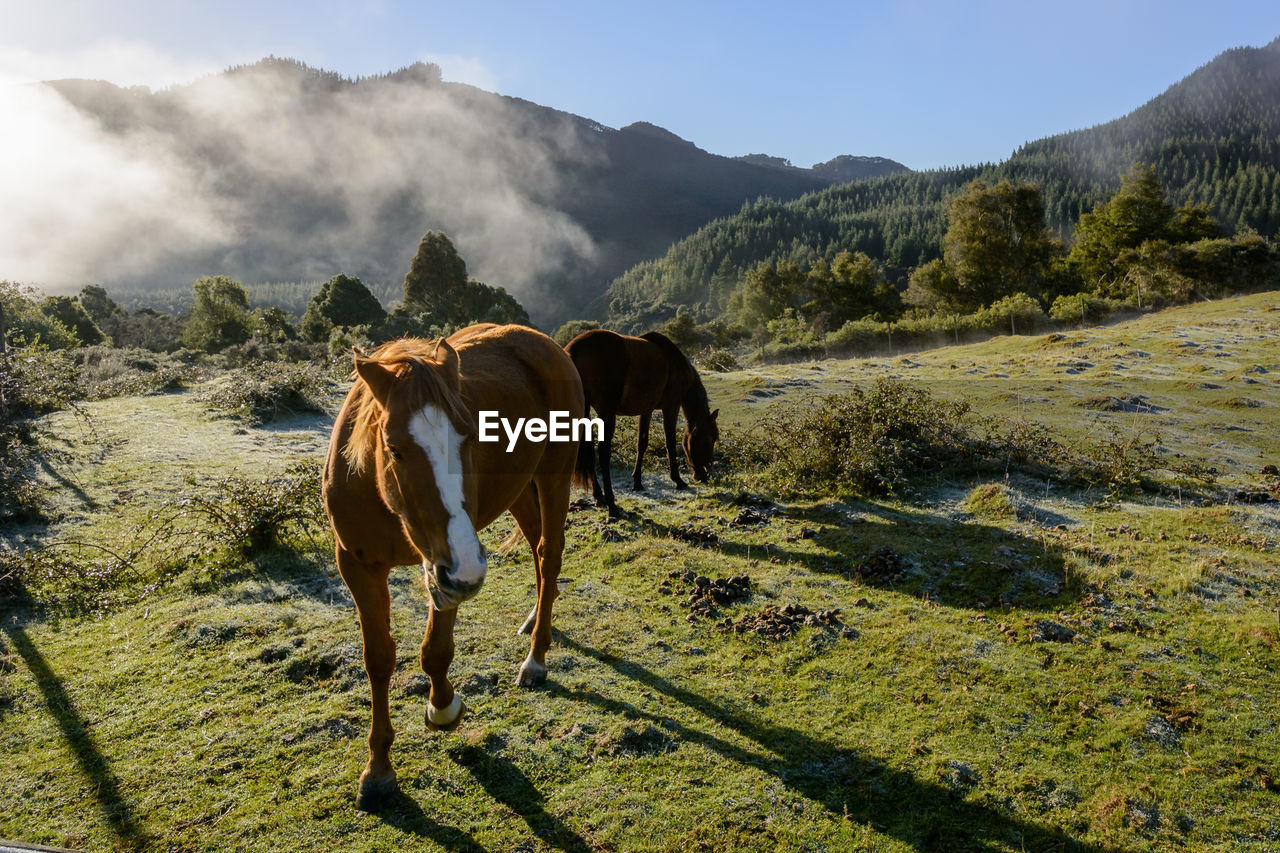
[2,294,1278,851]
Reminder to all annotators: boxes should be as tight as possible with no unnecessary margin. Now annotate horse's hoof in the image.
[426,694,466,730]
[674,480,689,490]
[631,483,645,492]
[355,772,398,813]
[606,505,624,519]
[516,656,547,688]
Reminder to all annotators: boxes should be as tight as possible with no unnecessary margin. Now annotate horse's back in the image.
[639,331,697,397]
[452,324,583,409]
[566,329,670,414]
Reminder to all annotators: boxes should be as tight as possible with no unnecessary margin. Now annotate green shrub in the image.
[0,340,81,524]
[179,463,325,557]
[976,293,1049,334]
[1072,422,1166,494]
[198,362,331,425]
[825,318,891,353]
[553,320,601,347]
[962,483,1017,518]
[72,346,197,399]
[1048,293,1126,323]
[4,463,330,612]
[720,378,972,497]
[1,281,80,350]
[697,348,741,373]
[720,379,1191,501]
[0,434,46,524]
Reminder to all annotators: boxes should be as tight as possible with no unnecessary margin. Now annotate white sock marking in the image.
[427,693,464,726]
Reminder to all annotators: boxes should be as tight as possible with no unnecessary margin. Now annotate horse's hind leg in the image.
[518,473,571,687]
[599,413,622,517]
[582,394,605,508]
[661,404,689,489]
[631,412,650,491]
[336,548,397,812]
[508,483,543,636]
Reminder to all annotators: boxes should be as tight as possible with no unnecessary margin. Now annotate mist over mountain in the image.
[6,58,895,325]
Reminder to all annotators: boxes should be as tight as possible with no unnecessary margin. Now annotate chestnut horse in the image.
[322,324,588,811]
[566,329,718,517]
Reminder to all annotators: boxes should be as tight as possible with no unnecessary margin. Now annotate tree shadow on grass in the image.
[553,635,1132,853]
[448,742,593,853]
[35,448,99,512]
[369,738,593,853]
[2,623,151,851]
[373,787,488,853]
[618,498,1087,614]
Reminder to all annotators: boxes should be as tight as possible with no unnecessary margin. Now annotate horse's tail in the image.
[573,439,595,493]
[497,526,525,555]
[572,386,596,493]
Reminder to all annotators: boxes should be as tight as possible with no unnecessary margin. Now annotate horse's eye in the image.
[387,444,403,461]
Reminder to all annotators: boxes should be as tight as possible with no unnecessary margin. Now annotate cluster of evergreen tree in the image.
[602,37,1280,332]
[704,165,1277,350]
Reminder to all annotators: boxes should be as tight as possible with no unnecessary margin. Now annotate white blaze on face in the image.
[407,404,487,586]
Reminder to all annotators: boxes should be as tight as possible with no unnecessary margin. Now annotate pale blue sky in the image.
[2,0,1277,170]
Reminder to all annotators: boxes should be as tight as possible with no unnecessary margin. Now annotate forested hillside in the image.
[603,37,1280,325]
[40,59,896,326]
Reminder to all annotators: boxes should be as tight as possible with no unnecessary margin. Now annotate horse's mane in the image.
[639,331,712,422]
[343,338,472,474]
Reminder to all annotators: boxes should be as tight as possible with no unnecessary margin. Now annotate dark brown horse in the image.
[322,325,589,811]
[565,329,718,517]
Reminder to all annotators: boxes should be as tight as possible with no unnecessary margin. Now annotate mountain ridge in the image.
[34,58,903,325]
[601,37,1280,327]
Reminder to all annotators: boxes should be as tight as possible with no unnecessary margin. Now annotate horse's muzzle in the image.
[425,561,486,610]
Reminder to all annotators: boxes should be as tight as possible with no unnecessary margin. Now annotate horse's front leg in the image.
[336,549,397,812]
[632,412,651,491]
[420,605,463,729]
[662,406,688,489]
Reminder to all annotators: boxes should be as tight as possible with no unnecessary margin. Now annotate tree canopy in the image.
[39,296,104,346]
[182,275,254,353]
[394,231,529,332]
[301,273,386,342]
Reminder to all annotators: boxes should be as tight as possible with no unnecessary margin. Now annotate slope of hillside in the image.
[3,295,1277,850]
[602,37,1280,324]
[37,59,900,326]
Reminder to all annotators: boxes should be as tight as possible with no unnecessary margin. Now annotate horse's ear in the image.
[434,339,461,387]
[355,358,397,406]
[711,408,720,421]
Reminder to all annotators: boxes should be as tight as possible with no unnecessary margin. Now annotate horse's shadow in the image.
[551,635,1125,852]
